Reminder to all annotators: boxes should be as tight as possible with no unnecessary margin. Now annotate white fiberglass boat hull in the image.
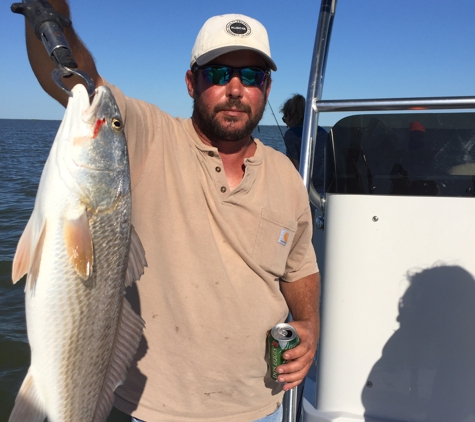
[303,193,475,421]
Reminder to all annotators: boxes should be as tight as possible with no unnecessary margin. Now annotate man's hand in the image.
[275,319,318,390]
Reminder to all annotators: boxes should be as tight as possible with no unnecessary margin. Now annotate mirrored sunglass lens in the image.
[241,68,265,86]
[203,67,230,85]
[201,67,266,86]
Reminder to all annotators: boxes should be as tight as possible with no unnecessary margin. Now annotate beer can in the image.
[268,323,300,381]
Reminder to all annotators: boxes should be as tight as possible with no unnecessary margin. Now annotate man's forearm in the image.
[280,272,320,327]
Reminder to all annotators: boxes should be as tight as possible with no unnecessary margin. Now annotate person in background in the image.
[281,94,306,170]
[20,2,320,422]
[281,94,326,195]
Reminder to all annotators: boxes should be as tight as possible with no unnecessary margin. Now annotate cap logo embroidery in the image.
[278,229,290,246]
[226,20,251,37]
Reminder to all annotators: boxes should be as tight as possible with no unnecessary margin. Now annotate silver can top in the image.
[271,323,297,342]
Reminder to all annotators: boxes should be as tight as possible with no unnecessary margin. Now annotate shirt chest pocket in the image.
[252,208,298,277]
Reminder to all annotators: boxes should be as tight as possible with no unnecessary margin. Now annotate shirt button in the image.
[220,186,227,193]
[208,151,214,157]
[215,166,221,172]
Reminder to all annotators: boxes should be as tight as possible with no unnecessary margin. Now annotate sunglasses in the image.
[195,65,270,87]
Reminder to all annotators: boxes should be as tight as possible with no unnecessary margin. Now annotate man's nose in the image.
[225,70,244,98]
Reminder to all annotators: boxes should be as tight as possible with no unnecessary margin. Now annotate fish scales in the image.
[61,206,130,420]
[9,84,146,422]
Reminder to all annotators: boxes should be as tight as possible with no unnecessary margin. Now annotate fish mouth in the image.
[68,84,115,127]
[83,86,108,125]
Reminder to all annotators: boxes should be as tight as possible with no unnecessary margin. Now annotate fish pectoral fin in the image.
[8,368,47,422]
[26,220,48,291]
[64,209,94,282]
[125,225,147,287]
[12,217,47,292]
[12,217,34,284]
[94,298,144,422]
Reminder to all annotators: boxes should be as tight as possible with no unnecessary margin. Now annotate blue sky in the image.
[1,0,475,127]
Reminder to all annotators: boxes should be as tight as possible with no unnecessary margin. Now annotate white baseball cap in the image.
[190,14,277,71]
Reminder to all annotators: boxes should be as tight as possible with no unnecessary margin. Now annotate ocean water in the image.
[0,118,285,421]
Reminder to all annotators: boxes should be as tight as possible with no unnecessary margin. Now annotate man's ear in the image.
[265,77,272,99]
[185,70,195,98]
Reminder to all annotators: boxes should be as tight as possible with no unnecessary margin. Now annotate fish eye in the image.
[112,118,123,132]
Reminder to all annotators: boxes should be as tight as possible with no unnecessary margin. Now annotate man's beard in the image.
[192,96,266,143]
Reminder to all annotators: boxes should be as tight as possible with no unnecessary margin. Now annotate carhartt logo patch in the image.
[278,229,290,246]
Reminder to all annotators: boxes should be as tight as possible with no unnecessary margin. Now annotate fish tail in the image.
[9,369,47,422]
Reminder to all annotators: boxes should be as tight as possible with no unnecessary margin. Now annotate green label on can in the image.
[268,323,300,381]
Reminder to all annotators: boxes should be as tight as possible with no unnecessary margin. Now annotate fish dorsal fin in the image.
[12,217,34,284]
[125,225,147,287]
[64,208,94,285]
[26,221,48,291]
[92,298,144,422]
[8,368,47,422]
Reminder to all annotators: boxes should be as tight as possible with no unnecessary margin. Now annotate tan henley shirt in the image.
[107,82,319,421]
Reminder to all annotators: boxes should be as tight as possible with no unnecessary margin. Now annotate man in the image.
[23,3,320,421]
[281,94,307,170]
